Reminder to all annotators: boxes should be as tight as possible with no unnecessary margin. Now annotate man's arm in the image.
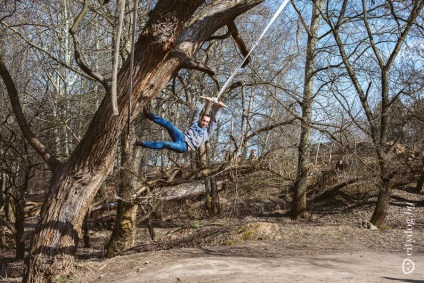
[207,106,223,135]
[191,103,204,125]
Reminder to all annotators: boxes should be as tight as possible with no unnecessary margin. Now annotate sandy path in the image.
[74,246,423,283]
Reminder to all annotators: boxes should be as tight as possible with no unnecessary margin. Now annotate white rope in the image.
[127,0,139,136]
[215,0,291,99]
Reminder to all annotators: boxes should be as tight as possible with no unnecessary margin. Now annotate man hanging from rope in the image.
[136,97,226,153]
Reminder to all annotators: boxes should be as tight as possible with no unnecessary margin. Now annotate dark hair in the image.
[202,114,211,119]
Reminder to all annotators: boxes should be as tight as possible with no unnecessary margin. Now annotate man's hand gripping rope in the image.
[200,96,227,108]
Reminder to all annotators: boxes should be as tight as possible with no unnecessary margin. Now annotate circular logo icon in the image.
[402,259,415,274]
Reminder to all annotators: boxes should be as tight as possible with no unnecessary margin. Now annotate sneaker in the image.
[135,138,142,146]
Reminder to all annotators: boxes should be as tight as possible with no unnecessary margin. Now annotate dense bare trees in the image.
[321,0,424,226]
[0,0,423,281]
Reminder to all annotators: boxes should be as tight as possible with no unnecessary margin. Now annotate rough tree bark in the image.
[105,130,139,258]
[1,1,264,282]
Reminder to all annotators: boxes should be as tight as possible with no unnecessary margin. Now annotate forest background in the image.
[0,0,423,282]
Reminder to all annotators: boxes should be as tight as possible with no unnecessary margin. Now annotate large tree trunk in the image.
[290,0,325,219]
[11,1,264,281]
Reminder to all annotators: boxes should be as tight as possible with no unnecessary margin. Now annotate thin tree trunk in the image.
[204,176,220,216]
[371,178,392,227]
[201,101,218,216]
[324,0,424,227]
[105,130,139,258]
[290,0,325,219]
[14,202,25,260]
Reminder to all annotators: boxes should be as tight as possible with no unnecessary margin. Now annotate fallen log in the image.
[158,180,224,201]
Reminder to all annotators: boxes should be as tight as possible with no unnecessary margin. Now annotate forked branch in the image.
[69,0,110,92]
[208,21,251,68]
[180,54,219,89]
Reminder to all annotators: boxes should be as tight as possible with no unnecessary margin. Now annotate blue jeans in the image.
[140,113,188,153]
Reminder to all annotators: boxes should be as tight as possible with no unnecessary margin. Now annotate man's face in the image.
[199,116,211,128]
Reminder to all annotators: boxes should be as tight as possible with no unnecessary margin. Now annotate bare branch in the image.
[0,22,91,79]
[180,53,220,89]
[0,216,16,235]
[0,0,17,22]
[0,55,61,171]
[245,119,296,142]
[69,0,110,92]
[181,57,215,76]
[208,29,232,41]
[111,0,126,116]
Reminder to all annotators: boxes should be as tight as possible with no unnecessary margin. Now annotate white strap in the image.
[216,0,291,99]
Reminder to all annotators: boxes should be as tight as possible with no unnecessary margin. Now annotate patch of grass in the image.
[379,224,390,230]
[190,220,202,228]
[223,239,237,246]
[186,210,196,217]
[243,229,254,241]
[319,233,332,239]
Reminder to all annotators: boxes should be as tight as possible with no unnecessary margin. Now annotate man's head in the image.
[199,114,211,128]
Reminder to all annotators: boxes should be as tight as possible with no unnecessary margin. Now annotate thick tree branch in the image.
[0,56,61,171]
[207,21,251,68]
[179,54,219,89]
[174,0,263,58]
[227,21,251,67]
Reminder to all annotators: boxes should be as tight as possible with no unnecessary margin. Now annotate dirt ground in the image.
[1,182,423,283]
[68,220,424,283]
[72,247,423,283]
